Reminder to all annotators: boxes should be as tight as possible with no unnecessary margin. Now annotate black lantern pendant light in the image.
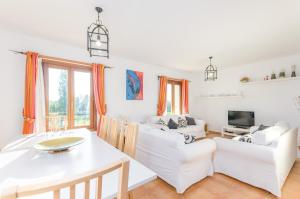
[87,7,109,58]
[204,56,218,81]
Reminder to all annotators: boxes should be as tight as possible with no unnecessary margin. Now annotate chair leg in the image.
[128,191,133,199]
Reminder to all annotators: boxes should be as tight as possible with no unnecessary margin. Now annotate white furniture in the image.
[147,115,206,138]
[222,125,250,137]
[136,124,216,193]
[214,126,298,197]
[0,129,156,199]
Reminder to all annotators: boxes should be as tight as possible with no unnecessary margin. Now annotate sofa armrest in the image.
[274,128,297,185]
[214,137,276,164]
[195,119,205,127]
[177,139,216,163]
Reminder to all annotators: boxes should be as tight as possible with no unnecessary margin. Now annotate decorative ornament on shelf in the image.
[87,7,109,58]
[204,56,218,81]
[291,65,296,77]
[271,72,276,80]
[279,71,285,78]
[264,76,269,81]
[240,77,249,83]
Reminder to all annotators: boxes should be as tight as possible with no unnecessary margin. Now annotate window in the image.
[43,61,96,131]
[166,80,182,115]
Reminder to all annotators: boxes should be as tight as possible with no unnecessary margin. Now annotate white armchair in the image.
[136,124,215,193]
[213,128,298,197]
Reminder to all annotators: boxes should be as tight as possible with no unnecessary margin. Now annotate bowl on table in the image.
[34,136,85,152]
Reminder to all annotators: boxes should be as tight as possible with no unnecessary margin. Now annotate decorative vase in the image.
[279,71,285,78]
[291,65,296,77]
[271,73,276,79]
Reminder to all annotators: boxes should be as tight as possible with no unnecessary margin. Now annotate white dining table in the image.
[0,129,156,199]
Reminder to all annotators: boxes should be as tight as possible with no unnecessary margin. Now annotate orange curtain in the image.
[92,64,106,135]
[182,80,189,114]
[157,76,168,116]
[22,52,39,134]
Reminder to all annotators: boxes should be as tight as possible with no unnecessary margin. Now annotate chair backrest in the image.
[46,115,68,132]
[1,159,129,199]
[99,117,138,158]
[118,123,139,158]
[99,116,110,139]
[106,118,119,147]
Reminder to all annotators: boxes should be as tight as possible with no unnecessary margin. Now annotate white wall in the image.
[193,53,300,145]
[0,29,198,148]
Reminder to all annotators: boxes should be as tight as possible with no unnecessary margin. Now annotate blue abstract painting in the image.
[126,70,143,100]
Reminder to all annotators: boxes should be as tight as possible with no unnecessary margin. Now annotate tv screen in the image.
[228,111,254,128]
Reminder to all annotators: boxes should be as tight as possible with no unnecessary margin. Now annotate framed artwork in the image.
[126,69,143,100]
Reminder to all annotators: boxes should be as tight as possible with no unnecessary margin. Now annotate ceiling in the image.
[0,0,300,71]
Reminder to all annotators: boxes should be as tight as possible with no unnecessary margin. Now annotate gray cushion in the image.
[185,116,196,125]
[168,118,178,129]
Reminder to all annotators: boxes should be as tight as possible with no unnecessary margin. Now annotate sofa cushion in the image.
[252,126,285,145]
[178,117,188,128]
[168,125,204,138]
[185,116,196,125]
[149,123,170,131]
[148,116,162,124]
[168,118,178,129]
[275,121,290,135]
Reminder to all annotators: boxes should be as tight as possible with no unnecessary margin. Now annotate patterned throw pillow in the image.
[178,132,196,144]
[178,117,188,128]
[157,118,168,126]
[238,134,252,143]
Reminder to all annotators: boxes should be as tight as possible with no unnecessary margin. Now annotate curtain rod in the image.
[9,50,113,69]
[158,75,192,82]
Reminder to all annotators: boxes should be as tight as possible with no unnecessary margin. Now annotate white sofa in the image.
[147,115,206,138]
[136,124,216,193]
[213,125,298,197]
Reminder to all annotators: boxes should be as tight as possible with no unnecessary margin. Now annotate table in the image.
[0,129,156,198]
[221,125,250,137]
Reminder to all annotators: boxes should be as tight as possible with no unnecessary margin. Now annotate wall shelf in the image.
[241,76,300,85]
[198,94,243,99]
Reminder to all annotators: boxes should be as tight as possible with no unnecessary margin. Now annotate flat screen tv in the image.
[228,111,254,128]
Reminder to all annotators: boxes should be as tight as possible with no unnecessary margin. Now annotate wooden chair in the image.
[105,118,119,147]
[46,115,68,132]
[118,122,139,158]
[1,159,129,199]
[99,115,110,140]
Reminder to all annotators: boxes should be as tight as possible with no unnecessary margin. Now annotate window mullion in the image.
[68,68,74,129]
[171,83,175,114]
